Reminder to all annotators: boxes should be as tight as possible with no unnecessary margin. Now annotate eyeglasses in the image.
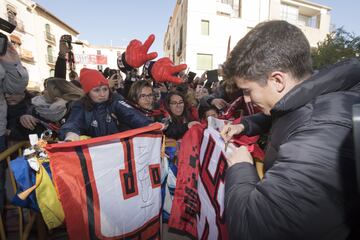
[139,93,154,99]
[169,101,184,106]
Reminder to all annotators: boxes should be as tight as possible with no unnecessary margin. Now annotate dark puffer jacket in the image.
[59,93,151,139]
[225,59,360,240]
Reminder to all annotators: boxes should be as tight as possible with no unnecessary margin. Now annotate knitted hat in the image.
[79,68,109,93]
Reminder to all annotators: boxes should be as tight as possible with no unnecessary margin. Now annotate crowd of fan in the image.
[4,34,245,145]
[1,34,251,232]
[2,20,360,239]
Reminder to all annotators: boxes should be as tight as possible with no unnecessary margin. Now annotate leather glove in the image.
[151,57,187,84]
[125,34,158,68]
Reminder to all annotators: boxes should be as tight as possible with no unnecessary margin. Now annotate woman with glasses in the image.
[59,68,151,141]
[127,80,168,122]
[128,80,154,111]
[163,91,200,140]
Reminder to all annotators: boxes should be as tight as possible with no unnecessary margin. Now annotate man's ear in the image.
[268,71,286,93]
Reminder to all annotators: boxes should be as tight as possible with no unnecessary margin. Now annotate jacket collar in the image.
[271,58,360,117]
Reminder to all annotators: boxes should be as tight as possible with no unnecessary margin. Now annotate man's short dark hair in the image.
[223,20,313,85]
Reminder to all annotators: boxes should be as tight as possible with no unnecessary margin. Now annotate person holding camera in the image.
[54,35,71,80]
[54,35,82,88]
[0,41,29,213]
[103,67,125,95]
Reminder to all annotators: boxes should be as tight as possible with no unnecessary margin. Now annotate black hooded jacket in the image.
[225,59,360,240]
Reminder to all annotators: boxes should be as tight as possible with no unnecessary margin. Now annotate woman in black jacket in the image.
[59,68,151,141]
[163,91,200,140]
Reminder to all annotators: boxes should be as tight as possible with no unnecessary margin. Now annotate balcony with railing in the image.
[280,2,322,29]
[44,32,56,45]
[280,5,326,47]
[20,48,34,63]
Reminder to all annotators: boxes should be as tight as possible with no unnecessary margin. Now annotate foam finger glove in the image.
[125,34,158,68]
[150,57,187,84]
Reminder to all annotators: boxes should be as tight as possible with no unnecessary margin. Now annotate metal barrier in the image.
[0,141,46,240]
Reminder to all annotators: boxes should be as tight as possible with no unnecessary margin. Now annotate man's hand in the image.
[125,34,158,68]
[0,42,20,63]
[64,132,80,142]
[211,98,229,110]
[151,57,187,84]
[108,73,120,89]
[188,121,201,129]
[20,115,39,130]
[226,145,253,167]
[220,123,245,143]
[156,83,168,93]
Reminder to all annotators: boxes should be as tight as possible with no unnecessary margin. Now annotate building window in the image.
[201,20,209,35]
[172,44,175,62]
[47,45,54,63]
[233,0,242,18]
[281,3,319,28]
[177,26,183,55]
[217,0,242,17]
[44,24,56,44]
[298,14,319,28]
[281,3,298,25]
[197,53,213,70]
[45,24,51,39]
[220,0,232,4]
[166,37,171,50]
[45,23,51,34]
[7,4,17,25]
[97,50,101,55]
[49,69,55,77]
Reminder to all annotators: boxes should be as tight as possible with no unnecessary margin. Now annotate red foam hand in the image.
[125,34,158,68]
[151,57,187,84]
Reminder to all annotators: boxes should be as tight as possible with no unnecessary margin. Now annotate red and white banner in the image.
[197,122,228,239]
[75,54,108,65]
[169,118,263,239]
[46,124,163,240]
